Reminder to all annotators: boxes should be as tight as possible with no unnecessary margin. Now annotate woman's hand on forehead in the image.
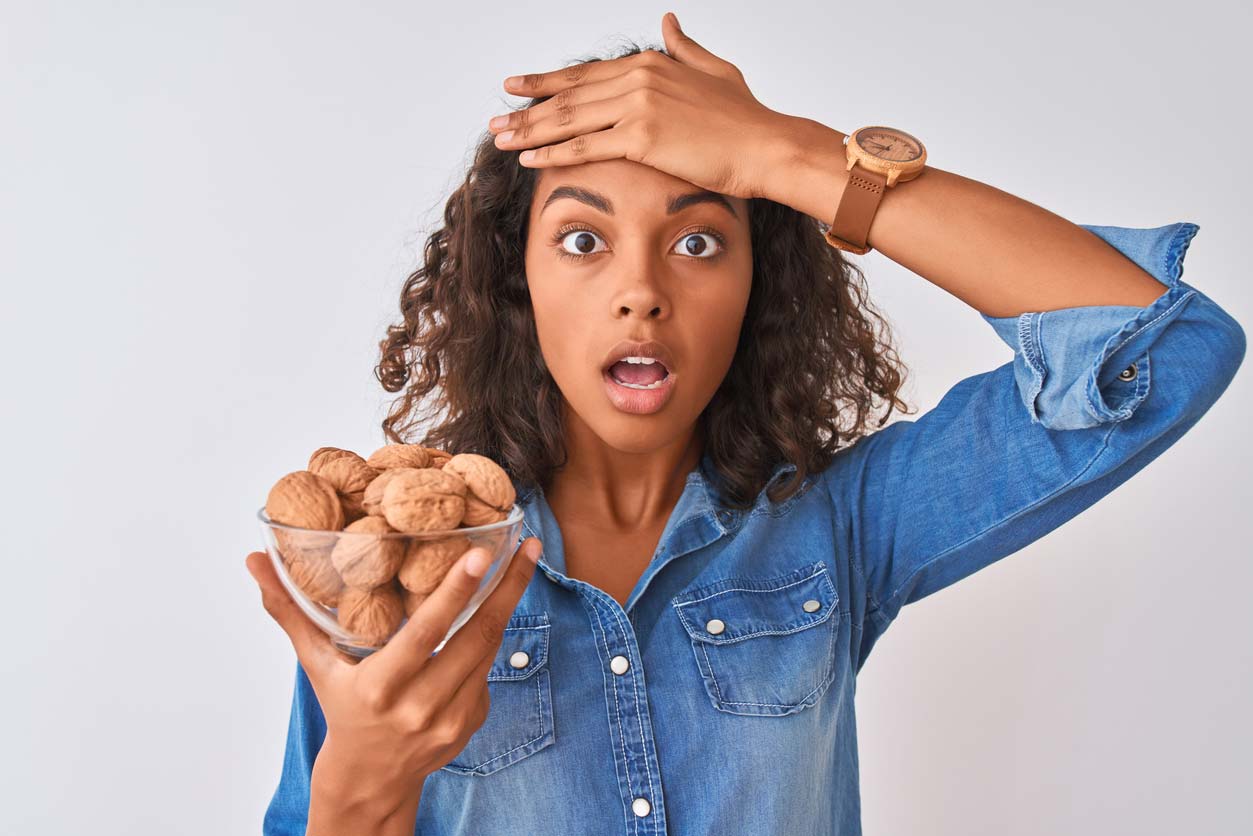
[486,12,798,204]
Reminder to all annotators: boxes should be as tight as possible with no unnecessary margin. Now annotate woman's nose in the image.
[610,256,670,320]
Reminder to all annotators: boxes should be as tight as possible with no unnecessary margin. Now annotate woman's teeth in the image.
[609,356,670,389]
[614,378,668,390]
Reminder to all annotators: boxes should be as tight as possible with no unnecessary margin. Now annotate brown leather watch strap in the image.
[825,163,887,254]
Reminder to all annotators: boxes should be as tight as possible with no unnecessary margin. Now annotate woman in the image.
[247,14,1245,836]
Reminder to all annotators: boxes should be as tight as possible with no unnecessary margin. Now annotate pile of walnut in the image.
[264,444,517,646]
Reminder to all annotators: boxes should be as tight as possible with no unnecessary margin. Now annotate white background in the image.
[3,1,1249,834]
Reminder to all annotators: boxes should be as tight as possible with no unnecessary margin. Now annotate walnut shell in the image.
[366,444,432,471]
[308,447,364,474]
[286,552,343,607]
[317,455,380,495]
[274,527,337,567]
[314,456,380,525]
[442,453,516,526]
[398,534,472,594]
[340,492,368,524]
[362,467,422,517]
[402,588,429,617]
[337,583,405,646]
[424,448,453,469]
[331,516,405,588]
[461,496,510,527]
[266,470,345,531]
[381,468,467,533]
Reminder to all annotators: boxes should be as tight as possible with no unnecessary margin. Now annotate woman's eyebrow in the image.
[539,185,739,220]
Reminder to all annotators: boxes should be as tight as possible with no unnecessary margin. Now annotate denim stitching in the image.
[1103,288,1194,359]
[451,676,547,773]
[1084,291,1193,422]
[674,563,829,606]
[1162,222,1199,284]
[604,602,659,829]
[714,618,838,709]
[587,597,636,835]
[486,623,550,681]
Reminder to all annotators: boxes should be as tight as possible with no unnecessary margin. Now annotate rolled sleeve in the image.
[979,222,1200,429]
[824,219,1245,670]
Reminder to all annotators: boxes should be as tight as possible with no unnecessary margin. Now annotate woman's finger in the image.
[411,538,543,700]
[489,71,637,141]
[516,126,635,169]
[495,93,634,157]
[376,544,500,674]
[245,551,341,678]
[661,13,742,81]
[503,49,671,99]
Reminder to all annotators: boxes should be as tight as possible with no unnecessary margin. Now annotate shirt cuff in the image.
[980,221,1200,430]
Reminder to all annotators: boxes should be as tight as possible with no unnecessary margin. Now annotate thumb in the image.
[661,12,739,79]
[246,551,338,674]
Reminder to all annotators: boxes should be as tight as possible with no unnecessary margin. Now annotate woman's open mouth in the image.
[602,357,675,414]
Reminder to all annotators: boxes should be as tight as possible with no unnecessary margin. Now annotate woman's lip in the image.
[602,368,676,415]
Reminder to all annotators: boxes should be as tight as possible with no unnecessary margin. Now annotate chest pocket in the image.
[440,613,554,776]
[672,562,839,717]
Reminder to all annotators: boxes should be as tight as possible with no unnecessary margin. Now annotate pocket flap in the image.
[672,562,838,646]
[487,613,550,681]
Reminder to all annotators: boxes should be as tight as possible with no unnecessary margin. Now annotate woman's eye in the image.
[552,228,725,260]
[557,229,607,257]
[673,232,722,258]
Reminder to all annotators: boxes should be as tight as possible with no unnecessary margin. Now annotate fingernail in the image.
[465,549,490,578]
[527,542,542,563]
[489,115,509,130]
[496,130,515,143]
[519,149,536,163]
[504,75,522,89]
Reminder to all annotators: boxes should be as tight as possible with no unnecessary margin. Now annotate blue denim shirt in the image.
[263,222,1245,836]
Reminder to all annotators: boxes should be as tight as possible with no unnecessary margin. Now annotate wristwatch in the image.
[822,126,927,254]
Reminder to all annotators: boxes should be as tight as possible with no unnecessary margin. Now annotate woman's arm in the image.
[771,118,1170,314]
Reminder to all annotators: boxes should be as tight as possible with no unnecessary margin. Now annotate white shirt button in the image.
[632,797,651,817]
[802,599,821,613]
[705,618,725,635]
[610,654,630,675]
[508,651,529,669]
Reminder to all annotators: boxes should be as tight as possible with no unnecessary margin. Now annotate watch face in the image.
[854,127,924,162]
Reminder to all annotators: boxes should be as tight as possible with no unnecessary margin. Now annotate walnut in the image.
[381,468,468,533]
[424,448,453,469]
[266,471,345,562]
[267,470,345,529]
[362,467,422,517]
[366,443,432,471]
[286,551,343,607]
[441,454,516,527]
[313,456,380,525]
[273,527,337,568]
[398,534,472,594]
[337,583,405,646]
[308,447,364,474]
[331,516,405,588]
[402,588,428,617]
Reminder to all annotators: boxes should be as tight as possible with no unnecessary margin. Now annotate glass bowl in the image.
[257,505,525,657]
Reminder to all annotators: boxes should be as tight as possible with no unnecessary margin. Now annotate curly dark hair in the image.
[375,39,914,512]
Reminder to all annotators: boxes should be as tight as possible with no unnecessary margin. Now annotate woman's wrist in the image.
[758,115,851,225]
[308,740,425,836]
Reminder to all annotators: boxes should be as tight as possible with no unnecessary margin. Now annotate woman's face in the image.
[524,159,753,454]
